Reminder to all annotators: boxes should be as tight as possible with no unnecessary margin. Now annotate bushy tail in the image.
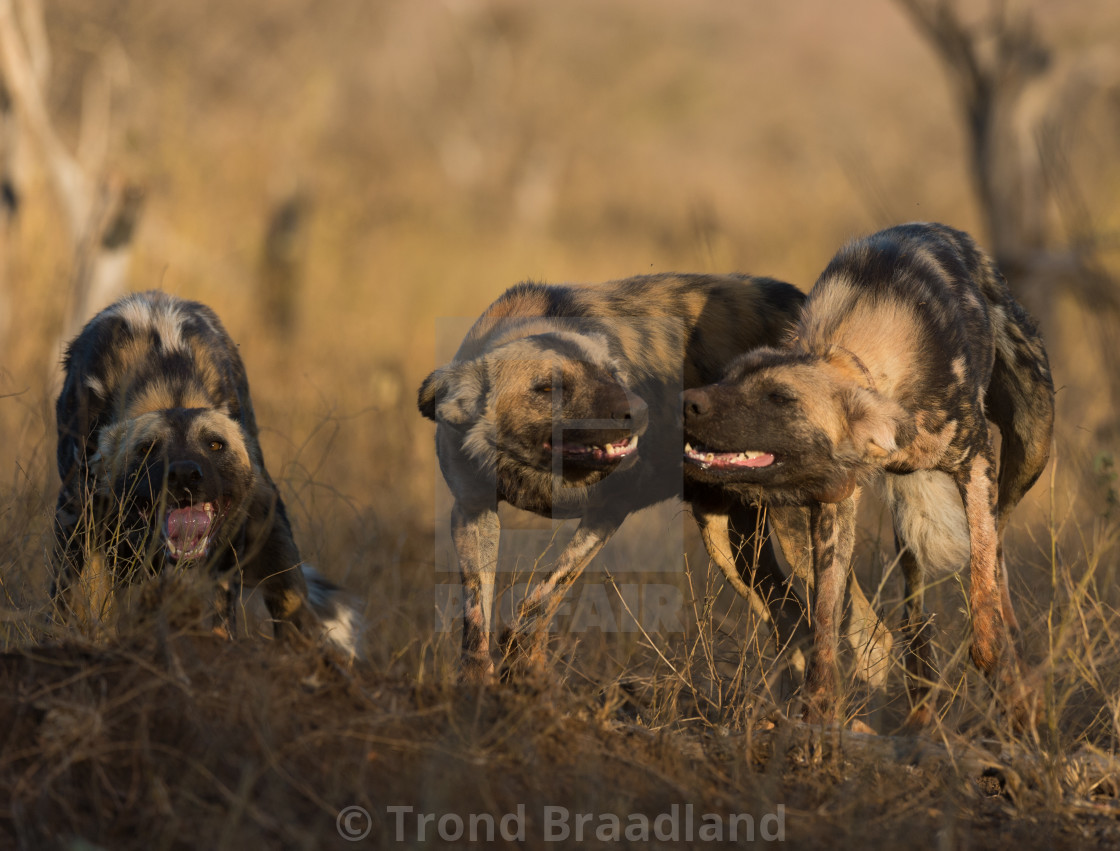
[302,565,363,658]
[985,285,1055,527]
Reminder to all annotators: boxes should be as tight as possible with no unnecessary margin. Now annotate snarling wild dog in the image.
[683,223,1054,725]
[419,273,890,684]
[53,291,359,654]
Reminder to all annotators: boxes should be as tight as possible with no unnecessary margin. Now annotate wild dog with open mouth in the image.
[419,273,846,683]
[53,291,359,655]
[682,223,1054,725]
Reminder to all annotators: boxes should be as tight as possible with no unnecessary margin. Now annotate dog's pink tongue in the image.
[738,452,775,468]
[165,506,212,557]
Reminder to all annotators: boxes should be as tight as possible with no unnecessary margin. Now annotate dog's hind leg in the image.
[898,542,936,728]
[954,444,1029,693]
[884,469,971,727]
[501,511,623,679]
[452,500,501,682]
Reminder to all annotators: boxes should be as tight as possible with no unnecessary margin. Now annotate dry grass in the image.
[2,0,1120,847]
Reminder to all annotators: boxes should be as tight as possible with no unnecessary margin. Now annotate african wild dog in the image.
[53,291,359,654]
[682,223,1054,725]
[419,273,889,684]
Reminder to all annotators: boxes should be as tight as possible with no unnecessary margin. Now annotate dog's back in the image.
[459,274,804,391]
[422,273,810,679]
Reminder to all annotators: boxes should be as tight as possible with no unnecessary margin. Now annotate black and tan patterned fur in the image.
[683,223,1054,725]
[420,273,835,682]
[53,291,358,653]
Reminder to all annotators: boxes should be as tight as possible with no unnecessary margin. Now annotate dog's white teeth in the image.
[684,443,694,454]
[602,435,638,458]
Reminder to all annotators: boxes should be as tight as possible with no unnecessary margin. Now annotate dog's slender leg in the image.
[898,542,936,728]
[694,503,808,684]
[845,569,893,689]
[259,560,317,647]
[502,514,621,678]
[956,451,1027,691]
[977,314,1053,727]
[263,585,314,644]
[695,507,782,622]
[452,500,500,683]
[803,491,859,723]
[958,445,1039,726]
[219,571,242,639]
[957,452,1003,673]
[769,504,893,690]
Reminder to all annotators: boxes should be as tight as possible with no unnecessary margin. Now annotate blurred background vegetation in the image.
[4,3,1120,845]
[0,0,1118,667]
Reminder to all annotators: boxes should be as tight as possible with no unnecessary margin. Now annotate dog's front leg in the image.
[768,504,893,690]
[803,491,859,723]
[501,513,622,679]
[693,501,809,687]
[451,500,500,683]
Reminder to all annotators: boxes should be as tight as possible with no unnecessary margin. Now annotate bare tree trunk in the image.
[0,0,141,355]
[0,80,16,348]
[898,0,1120,436]
[897,1,1116,299]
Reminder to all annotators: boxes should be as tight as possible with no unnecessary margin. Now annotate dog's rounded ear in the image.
[417,361,486,427]
[840,386,914,462]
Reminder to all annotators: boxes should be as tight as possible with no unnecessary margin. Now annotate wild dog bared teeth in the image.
[684,442,775,469]
[604,435,638,458]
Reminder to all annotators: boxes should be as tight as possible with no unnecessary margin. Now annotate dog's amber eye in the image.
[208,439,225,452]
[533,382,553,394]
[768,392,796,406]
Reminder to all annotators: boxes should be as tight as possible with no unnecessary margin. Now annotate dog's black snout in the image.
[167,460,204,493]
[682,388,711,421]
